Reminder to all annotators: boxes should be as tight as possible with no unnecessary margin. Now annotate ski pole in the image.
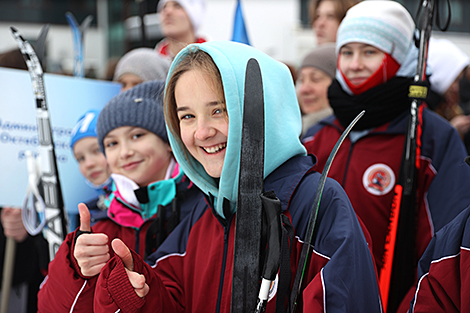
[290,110,365,312]
[379,0,450,311]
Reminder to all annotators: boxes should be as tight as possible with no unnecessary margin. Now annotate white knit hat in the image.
[157,0,206,32]
[336,0,416,65]
[113,47,171,82]
[428,37,470,95]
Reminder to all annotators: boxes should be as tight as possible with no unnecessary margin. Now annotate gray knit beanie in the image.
[97,80,168,153]
[299,43,337,79]
[113,48,171,82]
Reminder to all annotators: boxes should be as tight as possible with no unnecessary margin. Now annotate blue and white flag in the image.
[231,0,251,45]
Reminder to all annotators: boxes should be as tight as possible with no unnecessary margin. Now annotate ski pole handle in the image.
[255,191,282,313]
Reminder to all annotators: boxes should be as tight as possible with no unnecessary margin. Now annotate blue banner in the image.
[0,67,120,215]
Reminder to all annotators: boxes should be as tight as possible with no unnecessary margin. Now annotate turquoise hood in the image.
[166,41,306,219]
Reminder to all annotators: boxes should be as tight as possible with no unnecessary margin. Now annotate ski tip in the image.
[81,15,94,29]
[65,11,78,26]
[10,26,18,33]
[40,24,51,34]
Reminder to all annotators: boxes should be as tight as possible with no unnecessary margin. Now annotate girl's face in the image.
[73,137,111,186]
[339,43,385,85]
[103,126,172,187]
[313,1,340,45]
[296,67,333,114]
[160,1,193,38]
[174,69,228,178]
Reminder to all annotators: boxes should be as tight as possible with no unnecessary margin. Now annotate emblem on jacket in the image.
[362,163,395,196]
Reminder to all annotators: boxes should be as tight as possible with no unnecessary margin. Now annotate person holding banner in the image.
[37,80,203,312]
[91,41,381,312]
[155,0,207,60]
[302,1,470,312]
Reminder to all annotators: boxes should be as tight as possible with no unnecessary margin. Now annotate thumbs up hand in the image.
[112,238,149,298]
[73,203,110,277]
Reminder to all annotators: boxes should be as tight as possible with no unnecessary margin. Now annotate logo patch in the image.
[362,163,395,196]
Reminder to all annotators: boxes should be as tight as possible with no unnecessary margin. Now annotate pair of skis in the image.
[1,14,91,310]
[10,25,69,260]
[232,58,364,313]
[8,12,93,257]
[65,12,93,78]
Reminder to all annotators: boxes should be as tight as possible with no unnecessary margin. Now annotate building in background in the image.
[0,0,469,79]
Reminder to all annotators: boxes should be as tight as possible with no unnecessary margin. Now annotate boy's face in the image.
[160,1,193,39]
[313,0,340,45]
[73,137,111,186]
[175,69,228,178]
[103,126,172,187]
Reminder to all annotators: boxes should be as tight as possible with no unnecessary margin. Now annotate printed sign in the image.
[0,67,120,215]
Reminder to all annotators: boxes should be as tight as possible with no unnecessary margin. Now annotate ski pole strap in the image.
[255,191,282,313]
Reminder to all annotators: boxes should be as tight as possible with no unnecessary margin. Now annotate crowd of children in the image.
[3,1,470,312]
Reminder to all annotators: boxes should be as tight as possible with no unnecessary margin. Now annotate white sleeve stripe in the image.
[321,268,326,313]
[151,251,187,268]
[411,272,429,313]
[430,252,460,264]
[294,235,331,260]
[70,280,87,313]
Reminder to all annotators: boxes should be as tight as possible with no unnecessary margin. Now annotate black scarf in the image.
[328,77,414,130]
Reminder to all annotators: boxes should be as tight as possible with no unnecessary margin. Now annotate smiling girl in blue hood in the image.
[93,41,382,313]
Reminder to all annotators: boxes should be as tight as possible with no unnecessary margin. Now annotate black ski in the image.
[10,25,69,260]
[231,58,265,313]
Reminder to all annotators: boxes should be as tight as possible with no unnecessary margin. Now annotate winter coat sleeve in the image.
[290,177,382,312]
[37,229,99,313]
[94,248,182,313]
[410,207,470,313]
